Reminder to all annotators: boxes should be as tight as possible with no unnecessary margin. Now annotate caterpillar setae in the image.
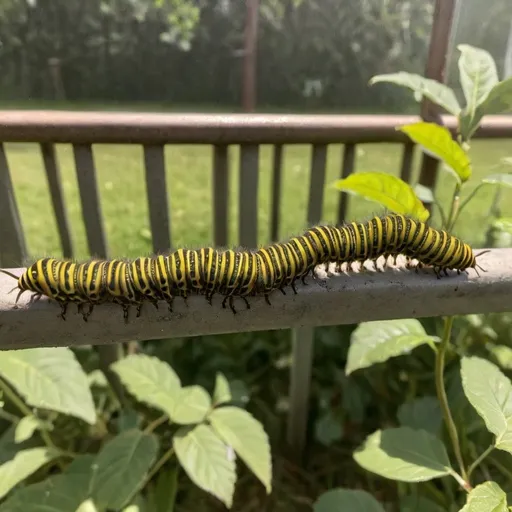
[0,214,489,323]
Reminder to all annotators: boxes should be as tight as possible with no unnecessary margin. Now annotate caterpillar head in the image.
[0,262,44,303]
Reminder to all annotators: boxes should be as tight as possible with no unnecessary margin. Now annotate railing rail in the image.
[0,111,511,144]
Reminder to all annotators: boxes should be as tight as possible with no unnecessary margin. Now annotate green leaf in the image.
[315,410,343,446]
[333,172,429,221]
[463,78,512,140]
[0,454,96,512]
[314,488,385,512]
[76,500,99,512]
[0,447,59,500]
[92,429,159,510]
[173,424,236,509]
[397,396,442,436]
[171,386,211,425]
[346,319,439,375]
[400,495,445,512]
[370,72,461,116]
[213,373,232,406]
[482,173,512,188]
[461,356,512,453]
[488,344,512,369]
[111,354,181,419]
[458,44,499,114]
[413,183,435,204]
[14,416,46,444]
[88,370,108,388]
[461,481,508,512]
[0,348,96,425]
[353,427,451,482]
[398,122,472,183]
[208,406,272,493]
[492,218,512,236]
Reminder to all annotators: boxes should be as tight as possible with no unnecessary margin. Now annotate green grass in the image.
[6,138,512,263]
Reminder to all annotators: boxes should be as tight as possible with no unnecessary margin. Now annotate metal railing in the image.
[1,111,512,454]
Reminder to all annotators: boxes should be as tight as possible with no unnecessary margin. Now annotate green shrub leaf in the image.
[461,356,512,452]
[315,410,343,446]
[0,454,96,512]
[369,72,461,116]
[400,495,445,512]
[346,320,439,375]
[333,172,429,221]
[76,500,99,512]
[213,373,232,406]
[208,406,272,493]
[111,354,181,419]
[14,416,46,444]
[92,429,159,510]
[353,427,451,482]
[314,488,385,512]
[0,348,96,425]
[170,386,211,424]
[173,424,236,509]
[460,481,508,512]
[398,122,472,183]
[481,173,512,187]
[487,344,512,369]
[0,447,59,500]
[397,396,442,436]
[458,44,499,114]
[462,78,512,140]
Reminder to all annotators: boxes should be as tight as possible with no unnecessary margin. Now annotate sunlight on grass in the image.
[5,138,512,261]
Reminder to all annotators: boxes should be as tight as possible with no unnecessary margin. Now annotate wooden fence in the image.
[1,111,512,455]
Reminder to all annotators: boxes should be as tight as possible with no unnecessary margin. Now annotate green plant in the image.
[314,44,512,511]
[0,348,271,511]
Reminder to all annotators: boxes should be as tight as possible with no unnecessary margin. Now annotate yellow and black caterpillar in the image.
[0,214,488,322]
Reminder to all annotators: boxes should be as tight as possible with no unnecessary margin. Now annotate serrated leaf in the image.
[398,122,472,183]
[314,410,343,446]
[92,429,159,510]
[400,495,445,512]
[14,416,45,444]
[353,427,451,482]
[397,397,442,436]
[111,354,181,419]
[461,481,508,512]
[208,406,272,493]
[314,488,385,512]
[370,72,461,116]
[0,348,96,425]
[213,373,232,405]
[171,386,211,424]
[0,448,59,500]
[458,44,499,114]
[333,172,429,221]
[482,173,512,188]
[0,454,96,512]
[173,424,236,509]
[413,183,435,204]
[488,344,512,369]
[461,356,512,452]
[346,320,439,375]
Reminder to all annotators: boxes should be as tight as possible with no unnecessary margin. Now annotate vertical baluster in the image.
[337,143,356,224]
[270,144,283,242]
[400,142,415,184]
[239,144,260,249]
[213,145,229,247]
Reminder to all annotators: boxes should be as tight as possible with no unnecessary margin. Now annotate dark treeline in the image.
[0,0,509,110]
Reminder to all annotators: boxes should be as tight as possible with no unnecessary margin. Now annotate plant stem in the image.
[144,447,175,488]
[435,316,470,488]
[144,414,168,434]
[467,444,494,478]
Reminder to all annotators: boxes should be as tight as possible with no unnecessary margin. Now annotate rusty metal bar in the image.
[143,144,171,253]
[337,144,356,224]
[0,144,27,267]
[239,144,260,248]
[40,143,74,258]
[213,145,230,247]
[270,144,283,242]
[1,112,510,145]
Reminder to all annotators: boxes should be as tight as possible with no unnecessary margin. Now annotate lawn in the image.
[5,137,512,263]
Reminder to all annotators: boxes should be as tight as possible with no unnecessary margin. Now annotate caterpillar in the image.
[0,214,489,323]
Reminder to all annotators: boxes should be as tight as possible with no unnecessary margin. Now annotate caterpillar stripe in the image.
[1,214,488,322]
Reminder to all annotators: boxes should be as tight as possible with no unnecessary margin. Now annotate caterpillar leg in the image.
[122,304,130,324]
[279,287,286,295]
[59,302,68,321]
[166,298,174,313]
[291,280,298,294]
[29,293,42,304]
[83,304,94,322]
[229,296,237,315]
[206,292,214,306]
[136,302,143,318]
[264,294,272,306]
[242,297,250,309]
